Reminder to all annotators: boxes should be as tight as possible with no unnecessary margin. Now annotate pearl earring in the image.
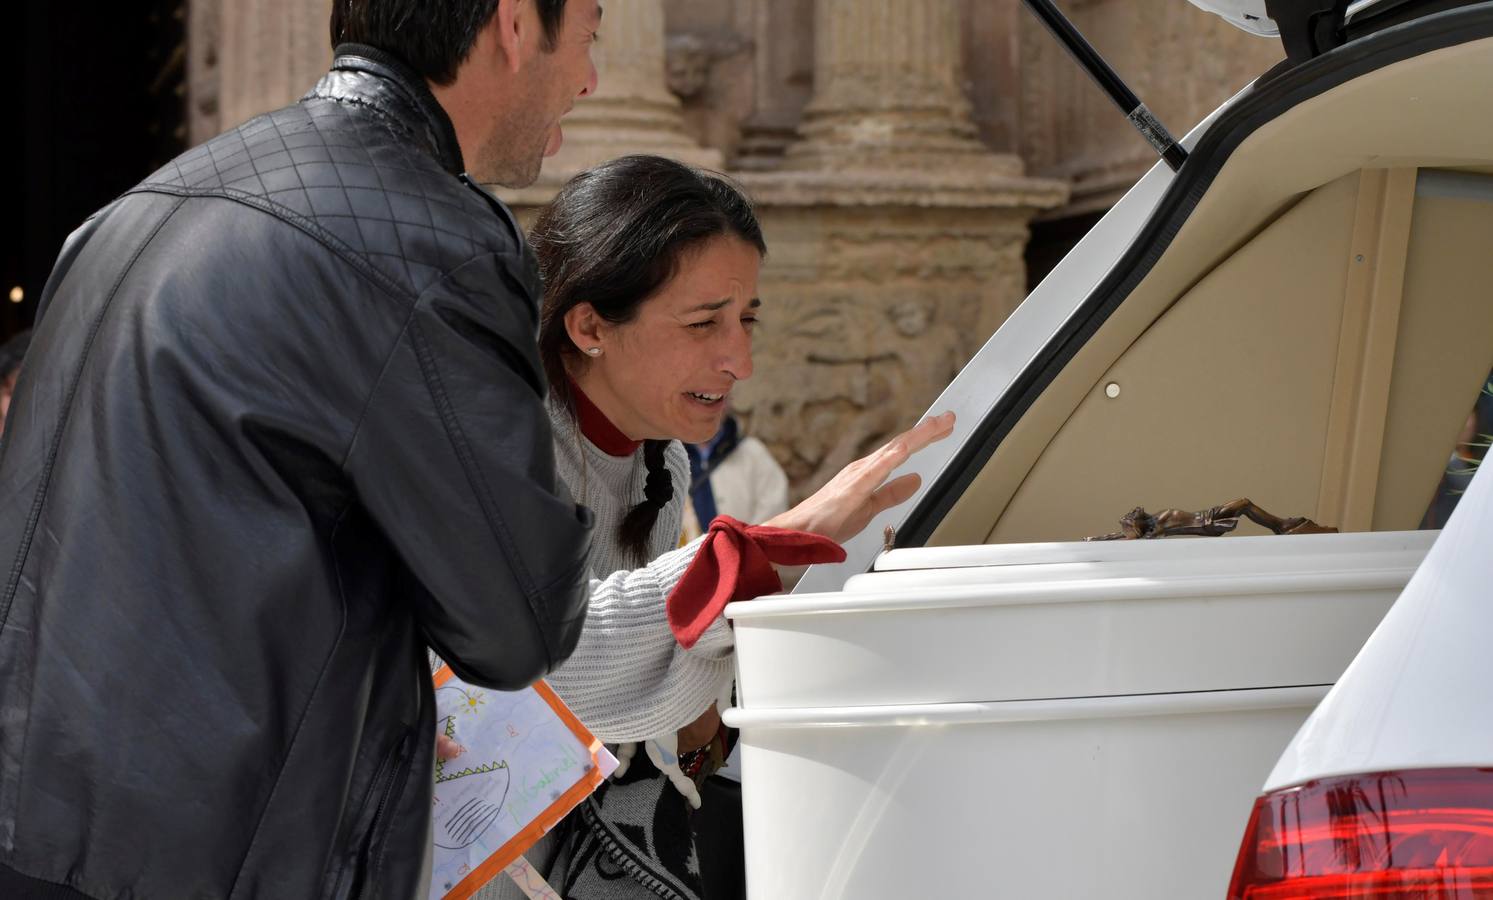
[584,347,602,357]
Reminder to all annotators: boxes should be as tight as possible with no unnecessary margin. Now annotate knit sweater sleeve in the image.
[543,441,736,743]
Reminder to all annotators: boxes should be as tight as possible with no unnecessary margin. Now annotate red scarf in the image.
[667,515,844,649]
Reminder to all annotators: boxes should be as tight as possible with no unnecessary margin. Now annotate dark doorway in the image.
[6,1,187,340]
[1024,209,1106,295]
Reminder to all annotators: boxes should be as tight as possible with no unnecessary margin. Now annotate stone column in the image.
[782,0,1020,174]
[734,0,1068,497]
[187,0,223,145]
[503,0,722,206]
[962,0,1025,154]
[215,0,332,131]
[731,0,815,171]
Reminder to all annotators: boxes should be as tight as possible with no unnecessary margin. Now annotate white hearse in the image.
[722,1,1493,896]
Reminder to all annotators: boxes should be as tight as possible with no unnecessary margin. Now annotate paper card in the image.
[428,668,618,900]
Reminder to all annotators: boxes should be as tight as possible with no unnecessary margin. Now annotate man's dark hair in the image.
[331,0,569,85]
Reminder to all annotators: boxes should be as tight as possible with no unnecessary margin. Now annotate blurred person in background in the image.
[0,329,30,436]
[682,408,792,540]
[1422,375,1493,529]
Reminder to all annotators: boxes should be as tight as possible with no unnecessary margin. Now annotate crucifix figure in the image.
[1087,498,1338,541]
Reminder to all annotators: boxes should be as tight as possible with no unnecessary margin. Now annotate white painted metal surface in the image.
[859,528,1435,575]
[1184,0,1399,36]
[731,532,1429,710]
[726,532,1431,898]
[1266,464,1493,790]
[726,687,1324,899]
[1186,0,1280,36]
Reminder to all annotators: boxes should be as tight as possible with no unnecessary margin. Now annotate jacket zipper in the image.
[329,728,412,900]
[358,729,413,900]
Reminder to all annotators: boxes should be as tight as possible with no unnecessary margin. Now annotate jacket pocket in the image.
[330,728,415,900]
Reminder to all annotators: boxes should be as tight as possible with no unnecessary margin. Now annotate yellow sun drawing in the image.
[461,689,486,714]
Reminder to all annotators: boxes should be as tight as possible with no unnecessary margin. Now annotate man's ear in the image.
[564,303,606,351]
[493,0,529,75]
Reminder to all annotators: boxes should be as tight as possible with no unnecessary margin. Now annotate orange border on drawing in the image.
[432,667,611,900]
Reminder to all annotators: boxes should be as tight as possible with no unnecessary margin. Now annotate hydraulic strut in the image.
[1021,0,1190,172]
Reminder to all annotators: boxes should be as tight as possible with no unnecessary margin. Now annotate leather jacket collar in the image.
[316,43,466,175]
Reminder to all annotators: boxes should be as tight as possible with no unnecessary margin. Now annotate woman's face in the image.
[570,235,762,444]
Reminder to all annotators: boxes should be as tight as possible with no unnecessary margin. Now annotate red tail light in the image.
[1228,768,1493,899]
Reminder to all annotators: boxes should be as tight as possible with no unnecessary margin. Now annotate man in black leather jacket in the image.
[0,1,602,897]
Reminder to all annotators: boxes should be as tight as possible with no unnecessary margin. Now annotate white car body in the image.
[724,2,1493,897]
[1267,464,1493,792]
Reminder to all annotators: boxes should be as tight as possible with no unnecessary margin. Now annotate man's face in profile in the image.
[476,0,602,187]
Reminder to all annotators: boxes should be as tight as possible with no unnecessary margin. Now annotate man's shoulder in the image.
[137,99,527,300]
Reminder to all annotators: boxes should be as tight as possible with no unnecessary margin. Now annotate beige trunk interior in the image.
[931,34,1493,547]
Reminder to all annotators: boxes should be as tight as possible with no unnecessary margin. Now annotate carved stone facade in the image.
[735,205,1037,489]
[729,0,1065,492]
[188,0,1281,497]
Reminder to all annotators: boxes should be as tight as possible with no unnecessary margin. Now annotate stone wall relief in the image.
[733,208,1031,499]
[664,30,757,162]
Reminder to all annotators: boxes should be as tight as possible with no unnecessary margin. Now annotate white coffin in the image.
[722,531,1433,899]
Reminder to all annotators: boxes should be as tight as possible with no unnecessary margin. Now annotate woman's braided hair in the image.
[531,155,766,564]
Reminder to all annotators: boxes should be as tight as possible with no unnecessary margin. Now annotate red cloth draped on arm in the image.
[666,515,845,649]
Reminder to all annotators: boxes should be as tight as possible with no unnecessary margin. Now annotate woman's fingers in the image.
[436,734,465,761]
[858,412,957,489]
[835,472,922,542]
[905,411,957,452]
[870,472,922,515]
[766,412,956,541]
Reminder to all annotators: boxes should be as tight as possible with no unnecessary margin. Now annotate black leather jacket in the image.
[0,47,592,900]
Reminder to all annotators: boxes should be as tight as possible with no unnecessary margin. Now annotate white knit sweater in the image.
[474,401,736,900]
[541,399,735,742]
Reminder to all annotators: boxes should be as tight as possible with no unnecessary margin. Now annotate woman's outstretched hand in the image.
[764,412,955,545]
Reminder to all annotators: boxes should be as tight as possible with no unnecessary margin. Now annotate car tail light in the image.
[1228,768,1493,898]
